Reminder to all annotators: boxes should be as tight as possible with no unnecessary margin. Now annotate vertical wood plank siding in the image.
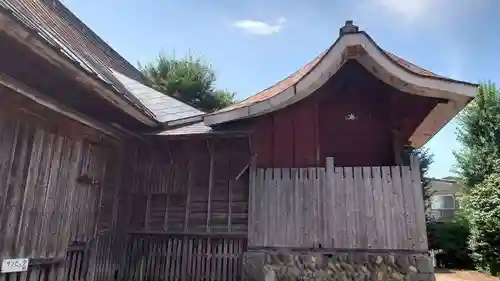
[248,157,428,251]
[246,61,440,168]
[121,137,251,234]
[0,90,122,281]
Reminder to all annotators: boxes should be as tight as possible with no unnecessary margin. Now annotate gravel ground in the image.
[435,269,500,281]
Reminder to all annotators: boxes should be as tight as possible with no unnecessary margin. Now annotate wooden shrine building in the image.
[0,1,478,281]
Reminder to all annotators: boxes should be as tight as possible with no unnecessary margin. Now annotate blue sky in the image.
[65,0,500,178]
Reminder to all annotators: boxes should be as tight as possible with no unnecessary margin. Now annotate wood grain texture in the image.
[240,60,441,169]
[117,233,246,281]
[120,137,250,234]
[248,158,428,250]
[0,87,124,281]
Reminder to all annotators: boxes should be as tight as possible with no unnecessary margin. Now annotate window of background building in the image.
[431,194,455,210]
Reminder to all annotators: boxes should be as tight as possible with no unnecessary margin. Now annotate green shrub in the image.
[427,216,473,269]
[461,172,500,275]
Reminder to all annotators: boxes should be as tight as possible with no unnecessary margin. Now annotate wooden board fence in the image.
[248,157,428,251]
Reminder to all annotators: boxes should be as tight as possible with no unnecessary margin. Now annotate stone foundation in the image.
[242,249,435,281]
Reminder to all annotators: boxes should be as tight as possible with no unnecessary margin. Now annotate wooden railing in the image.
[120,233,247,281]
[65,243,89,281]
[87,233,121,281]
[248,156,428,251]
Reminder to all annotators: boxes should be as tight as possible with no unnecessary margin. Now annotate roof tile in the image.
[213,37,452,115]
[111,70,203,123]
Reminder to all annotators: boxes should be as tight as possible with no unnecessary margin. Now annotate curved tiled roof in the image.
[219,50,327,113]
[384,51,443,78]
[216,36,457,114]
[202,25,477,146]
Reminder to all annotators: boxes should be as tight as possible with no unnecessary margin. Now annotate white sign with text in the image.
[1,258,29,273]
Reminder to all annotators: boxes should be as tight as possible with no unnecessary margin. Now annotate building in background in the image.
[428,177,462,221]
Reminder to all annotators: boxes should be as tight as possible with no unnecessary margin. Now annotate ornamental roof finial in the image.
[339,20,359,36]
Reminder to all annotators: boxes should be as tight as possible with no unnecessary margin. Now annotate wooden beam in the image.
[393,129,403,165]
[246,246,428,254]
[0,12,157,126]
[314,99,321,166]
[127,231,247,238]
[0,72,123,139]
[228,156,233,232]
[145,194,152,231]
[163,195,170,232]
[235,154,257,181]
[111,149,124,230]
[206,140,214,232]
[390,93,403,165]
[184,158,193,232]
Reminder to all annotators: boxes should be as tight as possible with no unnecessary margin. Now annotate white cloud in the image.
[232,17,287,36]
[363,0,486,28]
[374,0,433,23]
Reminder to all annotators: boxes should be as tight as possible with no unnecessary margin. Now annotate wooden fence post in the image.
[410,154,429,251]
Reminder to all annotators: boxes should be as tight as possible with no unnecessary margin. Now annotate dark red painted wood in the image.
[273,107,295,167]
[245,60,440,168]
[292,100,318,167]
[253,116,274,167]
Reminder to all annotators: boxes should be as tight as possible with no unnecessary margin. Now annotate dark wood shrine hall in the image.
[0,2,477,281]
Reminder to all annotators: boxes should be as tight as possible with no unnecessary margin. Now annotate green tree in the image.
[455,83,500,189]
[461,172,500,275]
[455,82,500,275]
[427,215,472,269]
[140,53,235,112]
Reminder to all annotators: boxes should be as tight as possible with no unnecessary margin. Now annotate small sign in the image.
[1,258,29,273]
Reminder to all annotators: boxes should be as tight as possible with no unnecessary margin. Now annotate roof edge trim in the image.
[204,32,478,126]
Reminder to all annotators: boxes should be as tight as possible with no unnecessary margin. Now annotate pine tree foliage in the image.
[140,53,235,112]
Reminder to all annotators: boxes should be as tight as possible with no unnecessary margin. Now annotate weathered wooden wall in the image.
[0,86,123,281]
[120,137,251,234]
[0,82,252,281]
[248,157,428,251]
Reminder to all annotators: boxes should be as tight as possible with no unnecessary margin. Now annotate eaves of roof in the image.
[0,1,159,125]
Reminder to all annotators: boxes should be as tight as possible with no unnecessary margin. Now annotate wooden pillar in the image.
[227,178,232,232]
[184,149,193,232]
[410,154,428,251]
[393,129,403,165]
[206,140,214,232]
